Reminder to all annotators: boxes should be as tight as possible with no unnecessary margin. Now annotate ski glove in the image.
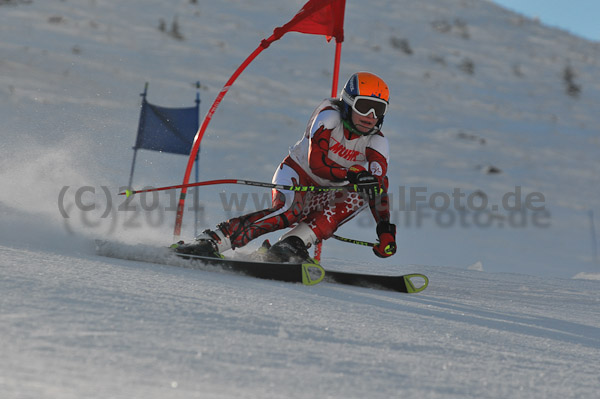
[373,221,396,258]
[346,165,381,202]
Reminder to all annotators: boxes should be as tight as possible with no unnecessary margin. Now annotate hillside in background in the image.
[1,0,599,277]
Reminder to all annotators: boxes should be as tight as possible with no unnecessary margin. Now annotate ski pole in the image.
[119,179,352,197]
[332,234,376,247]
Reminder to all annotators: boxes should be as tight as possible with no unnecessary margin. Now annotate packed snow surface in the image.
[2,245,600,398]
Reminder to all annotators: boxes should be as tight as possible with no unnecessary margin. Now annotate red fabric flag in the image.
[271,0,345,43]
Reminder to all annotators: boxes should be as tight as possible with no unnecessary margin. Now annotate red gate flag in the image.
[173,0,346,239]
[270,0,345,43]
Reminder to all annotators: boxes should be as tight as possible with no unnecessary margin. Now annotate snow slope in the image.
[2,245,600,399]
[1,0,600,397]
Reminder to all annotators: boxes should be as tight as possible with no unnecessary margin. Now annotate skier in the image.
[175,71,396,262]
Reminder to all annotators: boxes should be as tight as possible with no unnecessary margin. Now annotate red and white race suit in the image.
[221,98,391,250]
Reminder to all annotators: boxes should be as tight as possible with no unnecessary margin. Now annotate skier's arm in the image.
[365,147,390,223]
[366,143,396,258]
[308,125,348,181]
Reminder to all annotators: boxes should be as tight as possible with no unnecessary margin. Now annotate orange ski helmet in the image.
[340,72,389,135]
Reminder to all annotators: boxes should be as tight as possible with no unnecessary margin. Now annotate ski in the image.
[94,240,324,286]
[95,240,428,293]
[174,252,325,286]
[323,270,428,293]
[174,253,428,293]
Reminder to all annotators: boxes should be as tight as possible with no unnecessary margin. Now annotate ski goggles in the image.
[344,94,389,118]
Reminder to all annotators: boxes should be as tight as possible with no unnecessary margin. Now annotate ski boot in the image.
[172,228,230,258]
[266,236,311,263]
[247,239,272,262]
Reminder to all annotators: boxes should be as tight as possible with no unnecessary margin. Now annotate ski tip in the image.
[403,273,429,293]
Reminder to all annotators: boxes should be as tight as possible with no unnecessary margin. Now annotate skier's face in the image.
[351,110,378,133]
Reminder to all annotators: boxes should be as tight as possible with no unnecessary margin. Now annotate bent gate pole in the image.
[173,1,346,240]
[172,41,270,238]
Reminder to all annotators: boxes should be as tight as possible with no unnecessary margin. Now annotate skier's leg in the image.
[308,190,367,240]
[266,190,367,262]
[219,189,303,250]
[283,190,367,243]
[177,163,309,256]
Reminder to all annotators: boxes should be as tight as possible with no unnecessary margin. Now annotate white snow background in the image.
[1,0,599,398]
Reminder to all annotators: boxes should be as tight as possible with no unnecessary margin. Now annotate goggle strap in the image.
[341,91,354,106]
